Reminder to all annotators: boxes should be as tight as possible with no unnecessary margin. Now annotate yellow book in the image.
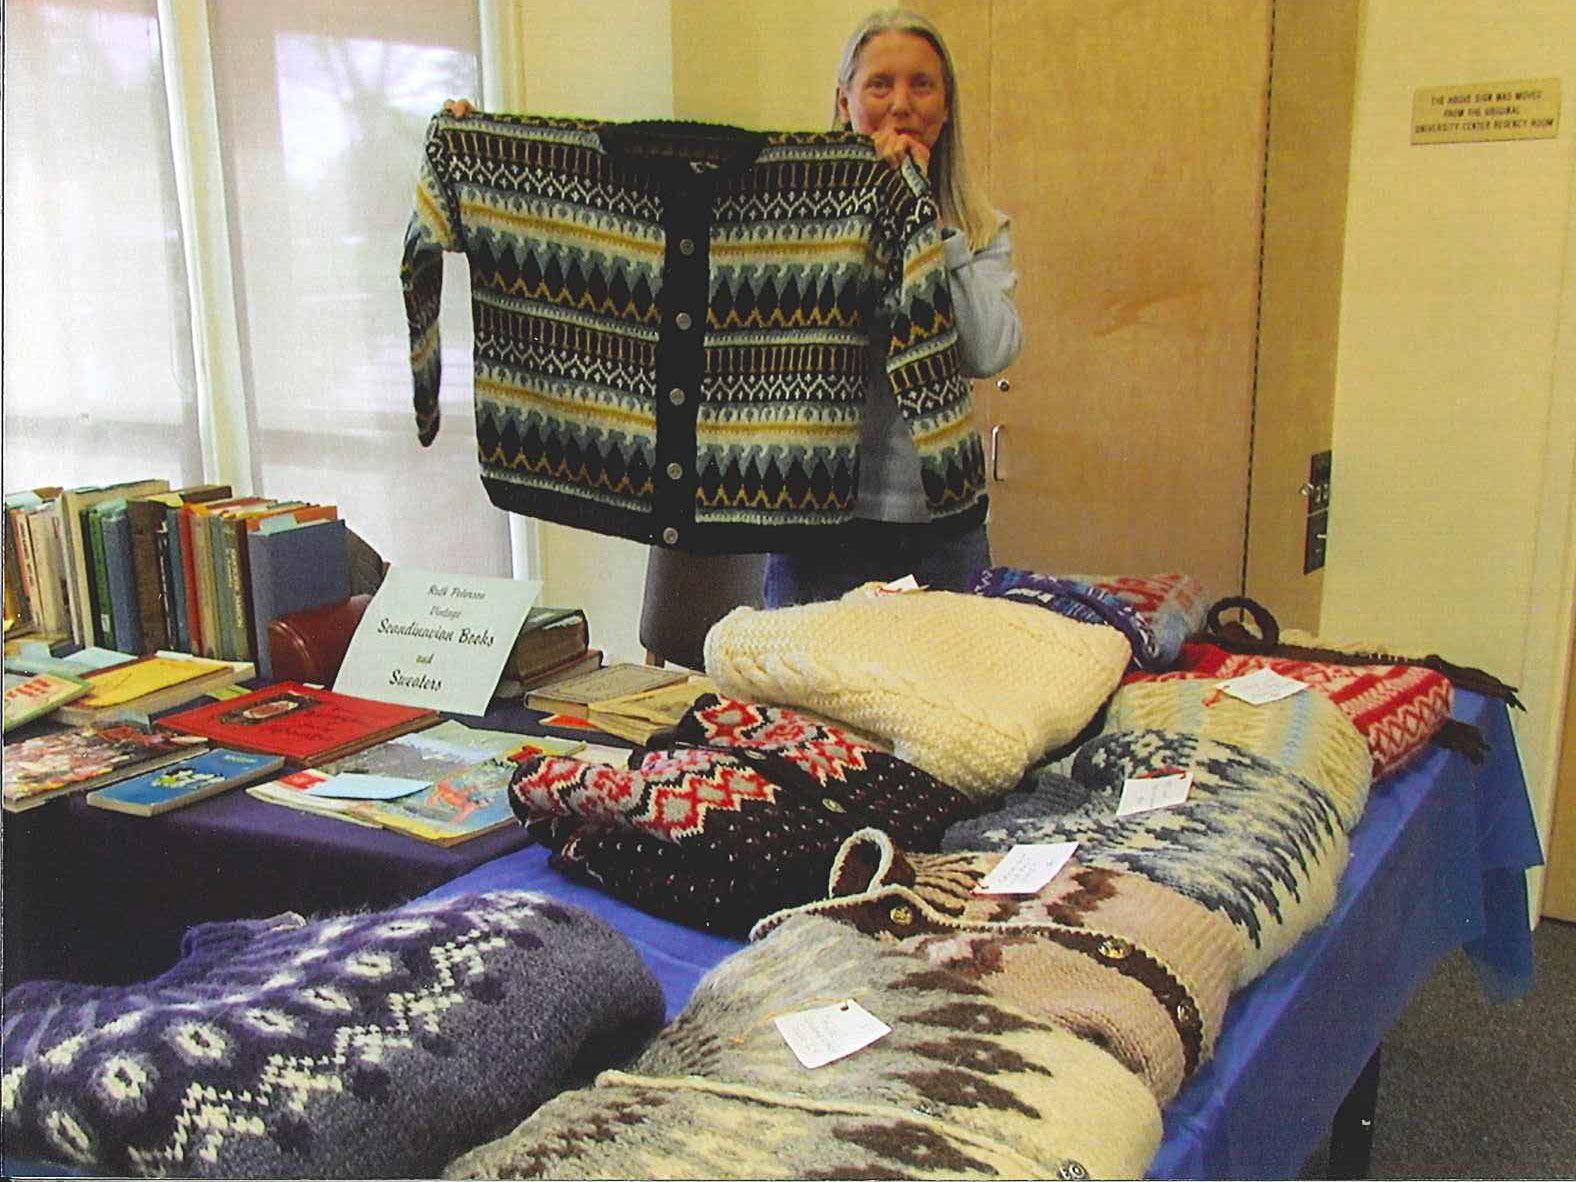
[72,654,232,708]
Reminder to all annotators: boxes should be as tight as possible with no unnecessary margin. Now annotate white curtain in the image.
[3,0,511,578]
[3,0,203,488]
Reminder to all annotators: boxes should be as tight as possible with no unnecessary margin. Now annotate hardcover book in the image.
[507,607,591,681]
[85,748,286,816]
[132,485,231,654]
[246,517,349,681]
[3,670,92,732]
[2,721,208,812]
[157,681,439,766]
[101,505,143,655]
[57,479,170,646]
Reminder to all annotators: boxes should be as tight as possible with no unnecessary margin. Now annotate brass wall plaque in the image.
[1413,79,1561,145]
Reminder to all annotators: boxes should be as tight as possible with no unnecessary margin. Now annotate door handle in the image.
[991,424,1005,482]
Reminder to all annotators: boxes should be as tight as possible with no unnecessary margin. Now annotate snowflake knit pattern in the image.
[444,914,1161,1180]
[750,829,1242,1104]
[509,696,977,937]
[942,729,1350,985]
[1,891,665,1178]
[704,589,1133,799]
[1102,676,1375,830]
[970,569,1208,671]
[1126,641,1454,781]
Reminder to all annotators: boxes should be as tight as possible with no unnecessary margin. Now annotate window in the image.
[2,0,201,489]
[3,1,510,578]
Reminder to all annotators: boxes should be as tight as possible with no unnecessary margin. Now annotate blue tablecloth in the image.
[421,690,1543,1179]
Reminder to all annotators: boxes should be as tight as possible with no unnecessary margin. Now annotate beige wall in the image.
[513,0,865,662]
[512,1,677,663]
[1320,0,1576,901]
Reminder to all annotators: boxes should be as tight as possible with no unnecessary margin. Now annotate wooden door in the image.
[917,0,1272,598]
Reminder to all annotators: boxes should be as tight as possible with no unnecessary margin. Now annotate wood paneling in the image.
[922,1,1273,597]
[1245,0,1360,629]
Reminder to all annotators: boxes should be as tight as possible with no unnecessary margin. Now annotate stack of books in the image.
[502,606,602,696]
[525,661,689,719]
[2,479,351,672]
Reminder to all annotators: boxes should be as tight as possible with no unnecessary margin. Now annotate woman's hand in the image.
[868,125,932,172]
[443,98,475,118]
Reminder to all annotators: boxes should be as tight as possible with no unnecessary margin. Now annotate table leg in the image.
[1328,1045,1382,1179]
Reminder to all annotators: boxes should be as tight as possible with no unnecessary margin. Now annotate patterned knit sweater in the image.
[444,914,1162,1180]
[401,109,986,552]
[1,892,665,1178]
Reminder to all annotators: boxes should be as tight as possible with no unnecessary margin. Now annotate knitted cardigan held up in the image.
[401,109,986,552]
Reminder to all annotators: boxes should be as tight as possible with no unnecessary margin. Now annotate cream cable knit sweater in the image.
[704,589,1132,799]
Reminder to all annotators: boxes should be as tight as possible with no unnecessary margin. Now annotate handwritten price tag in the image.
[973,842,1079,895]
[1219,667,1309,705]
[1117,771,1194,816]
[774,1000,892,1069]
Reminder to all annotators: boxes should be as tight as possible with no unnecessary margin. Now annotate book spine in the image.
[191,510,219,658]
[127,502,170,653]
[103,511,144,654]
[8,507,36,620]
[29,507,69,637]
[209,512,235,660]
[156,508,184,652]
[224,518,252,662]
[85,507,113,647]
[56,495,88,645]
[247,530,276,681]
[178,507,204,656]
[16,508,44,627]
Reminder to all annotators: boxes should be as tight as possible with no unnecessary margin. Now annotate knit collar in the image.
[593,119,769,188]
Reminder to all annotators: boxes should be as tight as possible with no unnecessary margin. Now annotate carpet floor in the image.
[1301,916,1576,1179]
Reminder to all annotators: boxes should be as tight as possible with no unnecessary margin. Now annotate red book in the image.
[156,682,439,767]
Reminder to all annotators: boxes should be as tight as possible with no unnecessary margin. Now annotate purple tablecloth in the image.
[2,784,533,988]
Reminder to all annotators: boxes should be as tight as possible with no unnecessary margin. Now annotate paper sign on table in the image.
[334,567,541,716]
[1117,771,1194,816]
[773,1000,892,1069]
[973,842,1079,895]
[1218,667,1309,705]
[303,773,428,801]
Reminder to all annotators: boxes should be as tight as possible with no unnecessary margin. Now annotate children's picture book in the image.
[244,768,382,827]
[2,721,209,812]
[3,669,91,732]
[157,681,439,766]
[314,718,550,782]
[345,738,579,846]
[245,724,582,844]
[85,748,286,816]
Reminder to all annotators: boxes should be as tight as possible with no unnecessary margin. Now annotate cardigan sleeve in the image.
[874,158,989,520]
[943,214,1022,379]
[400,116,463,447]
